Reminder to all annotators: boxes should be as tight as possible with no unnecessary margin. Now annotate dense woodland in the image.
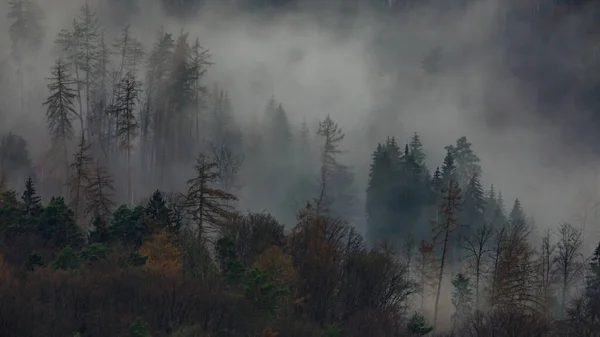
[2,0,600,336]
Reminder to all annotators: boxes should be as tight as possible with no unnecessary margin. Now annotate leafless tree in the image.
[553,222,584,319]
[538,228,556,316]
[460,222,493,311]
[208,141,244,194]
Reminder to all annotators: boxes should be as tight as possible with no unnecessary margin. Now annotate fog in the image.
[3,0,600,332]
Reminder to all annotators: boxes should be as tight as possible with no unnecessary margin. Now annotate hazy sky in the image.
[2,0,600,250]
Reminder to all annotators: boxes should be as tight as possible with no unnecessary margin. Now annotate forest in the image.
[2,0,600,336]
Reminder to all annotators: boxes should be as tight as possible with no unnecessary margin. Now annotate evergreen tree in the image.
[84,162,115,220]
[68,134,93,221]
[583,241,600,327]
[460,173,486,228]
[74,3,100,119]
[509,198,525,224]
[39,197,84,248]
[43,59,80,185]
[366,142,395,243]
[146,189,174,233]
[21,177,41,215]
[445,136,481,188]
[451,273,473,329]
[186,154,238,234]
[109,71,142,204]
[441,149,456,186]
[7,0,44,59]
[409,132,426,167]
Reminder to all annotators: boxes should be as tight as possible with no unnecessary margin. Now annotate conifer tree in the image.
[315,115,355,221]
[43,59,81,185]
[186,154,238,234]
[7,0,44,59]
[109,72,142,204]
[146,190,174,232]
[409,132,426,167]
[74,3,100,119]
[509,198,525,223]
[582,241,600,328]
[445,136,481,188]
[21,177,41,215]
[190,37,211,141]
[84,161,115,221]
[68,134,93,221]
[113,25,145,77]
[458,173,486,249]
[441,149,456,186]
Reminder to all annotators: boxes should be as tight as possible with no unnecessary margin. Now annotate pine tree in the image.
[509,198,525,223]
[7,0,44,59]
[315,115,355,222]
[39,197,84,248]
[445,136,481,188]
[441,149,456,186]
[84,162,115,220]
[74,3,100,119]
[109,72,142,204]
[20,177,42,232]
[43,59,81,186]
[190,37,211,143]
[409,132,426,167]
[68,134,93,221]
[186,154,237,234]
[459,173,486,241]
[366,142,394,243]
[145,190,174,232]
[583,241,600,327]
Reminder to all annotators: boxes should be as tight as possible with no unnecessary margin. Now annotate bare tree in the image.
[553,222,584,318]
[416,240,437,310]
[539,228,556,316]
[84,161,115,221]
[460,222,493,311]
[208,141,244,194]
[490,220,542,312]
[432,179,461,332]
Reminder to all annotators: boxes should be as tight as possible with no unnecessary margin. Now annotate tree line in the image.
[3,1,600,336]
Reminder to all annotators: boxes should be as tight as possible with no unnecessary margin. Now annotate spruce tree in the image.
[445,136,481,188]
[409,132,426,167]
[509,198,525,224]
[109,72,142,204]
[74,3,100,119]
[21,177,41,214]
[43,59,80,185]
[441,149,456,186]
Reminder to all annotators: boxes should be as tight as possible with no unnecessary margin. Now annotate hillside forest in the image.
[2,0,600,336]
